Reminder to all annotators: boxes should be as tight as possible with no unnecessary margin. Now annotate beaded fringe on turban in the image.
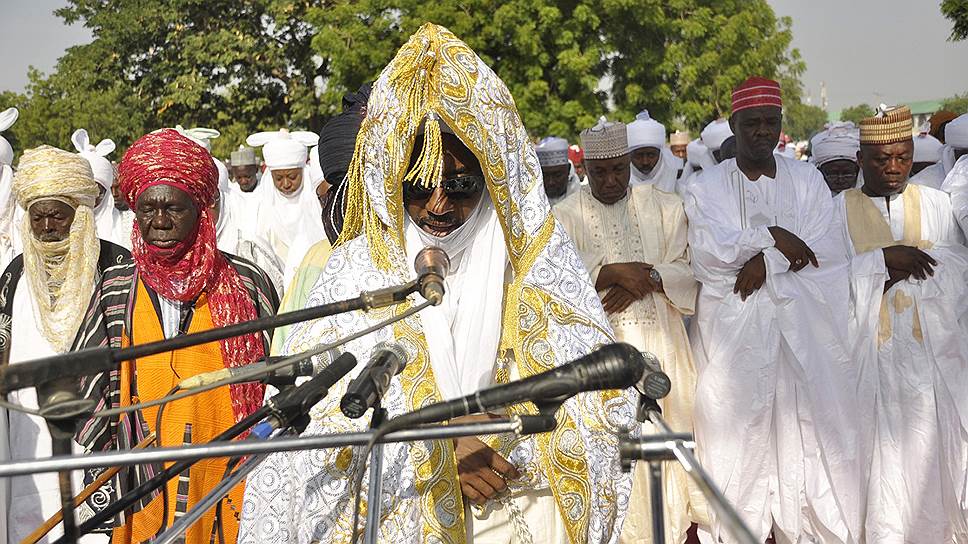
[12,145,100,352]
[118,129,265,422]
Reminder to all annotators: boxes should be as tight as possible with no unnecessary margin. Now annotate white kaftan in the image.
[836,184,968,543]
[683,157,862,544]
[556,184,706,543]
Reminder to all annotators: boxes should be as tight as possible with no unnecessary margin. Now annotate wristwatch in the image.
[649,268,661,284]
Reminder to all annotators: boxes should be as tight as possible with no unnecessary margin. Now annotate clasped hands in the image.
[596,262,662,314]
[734,226,818,301]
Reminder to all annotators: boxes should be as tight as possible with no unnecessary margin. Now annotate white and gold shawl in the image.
[240,23,634,544]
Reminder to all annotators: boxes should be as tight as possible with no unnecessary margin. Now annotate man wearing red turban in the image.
[73,129,279,543]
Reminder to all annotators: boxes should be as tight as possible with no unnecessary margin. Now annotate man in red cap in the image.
[72,129,279,543]
[682,77,861,543]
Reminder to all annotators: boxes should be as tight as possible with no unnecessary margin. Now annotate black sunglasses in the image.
[403,174,485,201]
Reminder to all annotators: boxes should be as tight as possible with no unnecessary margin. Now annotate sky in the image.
[2,0,967,113]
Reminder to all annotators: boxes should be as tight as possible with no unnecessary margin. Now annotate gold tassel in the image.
[403,114,443,189]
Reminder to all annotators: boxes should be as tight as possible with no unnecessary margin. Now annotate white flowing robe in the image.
[940,154,968,240]
[835,184,968,543]
[555,184,707,543]
[0,281,107,544]
[683,157,862,543]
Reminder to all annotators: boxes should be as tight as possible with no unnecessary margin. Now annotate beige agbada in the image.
[556,182,709,543]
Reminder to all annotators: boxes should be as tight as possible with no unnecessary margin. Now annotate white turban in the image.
[812,123,860,166]
[247,129,319,170]
[71,129,116,189]
[700,119,732,151]
[173,125,220,151]
[913,133,943,163]
[0,108,18,167]
[535,136,570,167]
[627,110,666,151]
[687,138,709,168]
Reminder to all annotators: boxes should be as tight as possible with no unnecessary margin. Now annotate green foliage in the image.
[606,1,805,133]
[942,0,968,41]
[783,102,828,141]
[839,103,874,125]
[941,92,968,114]
[6,0,806,155]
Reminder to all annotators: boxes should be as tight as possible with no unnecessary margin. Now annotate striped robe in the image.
[70,252,278,533]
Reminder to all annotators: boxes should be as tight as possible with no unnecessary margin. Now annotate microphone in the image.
[413,246,450,305]
[638,351,671,400]
[339,342,409,419]
[386,342,646,430]
[255,351,359,434]
[178,349,341,390]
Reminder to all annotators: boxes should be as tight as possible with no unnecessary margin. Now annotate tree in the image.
[942,0,968,41]
[605,0,805,133]
[784,102,828,141]
[10,0,807,152]
[839,103,874,125]
[941,92,968,114]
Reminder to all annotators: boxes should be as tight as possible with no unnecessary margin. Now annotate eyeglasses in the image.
[403,174,485,201]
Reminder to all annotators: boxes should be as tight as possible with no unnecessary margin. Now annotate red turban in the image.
[732,77,782,114]
[117,128,264,423]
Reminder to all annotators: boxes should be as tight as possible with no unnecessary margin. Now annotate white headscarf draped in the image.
[71,129,118,241]
[942,114,968,176]
[0,108,18,167]
[247,129,325,263]
[700,119,732,151]
[628,111,681,192]
[404,194,507,400]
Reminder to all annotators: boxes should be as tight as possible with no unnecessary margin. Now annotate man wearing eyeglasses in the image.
[555,118,704,544]
[812,122,862,195]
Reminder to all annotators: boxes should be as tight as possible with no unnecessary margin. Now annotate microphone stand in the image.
[364,404,388,544]
[619,400,758,544]
[0,279,420,395]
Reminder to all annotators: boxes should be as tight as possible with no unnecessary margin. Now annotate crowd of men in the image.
[0,22,965,544]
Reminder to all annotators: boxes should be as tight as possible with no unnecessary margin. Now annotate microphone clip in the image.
[359,280,420,311]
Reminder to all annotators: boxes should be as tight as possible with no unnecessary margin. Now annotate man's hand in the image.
[882,245,937,281]
[596,262,655,297]
[451,415,520,506]
[734,253,767,301]
[601,285,637,314]
[768,226,818,271]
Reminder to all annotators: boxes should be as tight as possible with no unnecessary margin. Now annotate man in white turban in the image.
[912,132,943,176]
[535,136,580,205]
[0,146,128,543]
[555,118,706,544]
[914,113,968,189]
[811,122,862,195]
[627,110,681,193]
[0,108,19,268]
[246,128,325,282]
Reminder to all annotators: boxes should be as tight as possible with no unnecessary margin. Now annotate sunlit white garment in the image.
[911,161,946,190]
[252,167,325,268]
[835,185,968,543]
[940,155,968,240]
[215,195,285,297]
[0,282,106,544]
[109,209,134,251]
[683,157,861,544]
[555,183,706,543]
[404,196,507,400]
[0,166,16,269]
